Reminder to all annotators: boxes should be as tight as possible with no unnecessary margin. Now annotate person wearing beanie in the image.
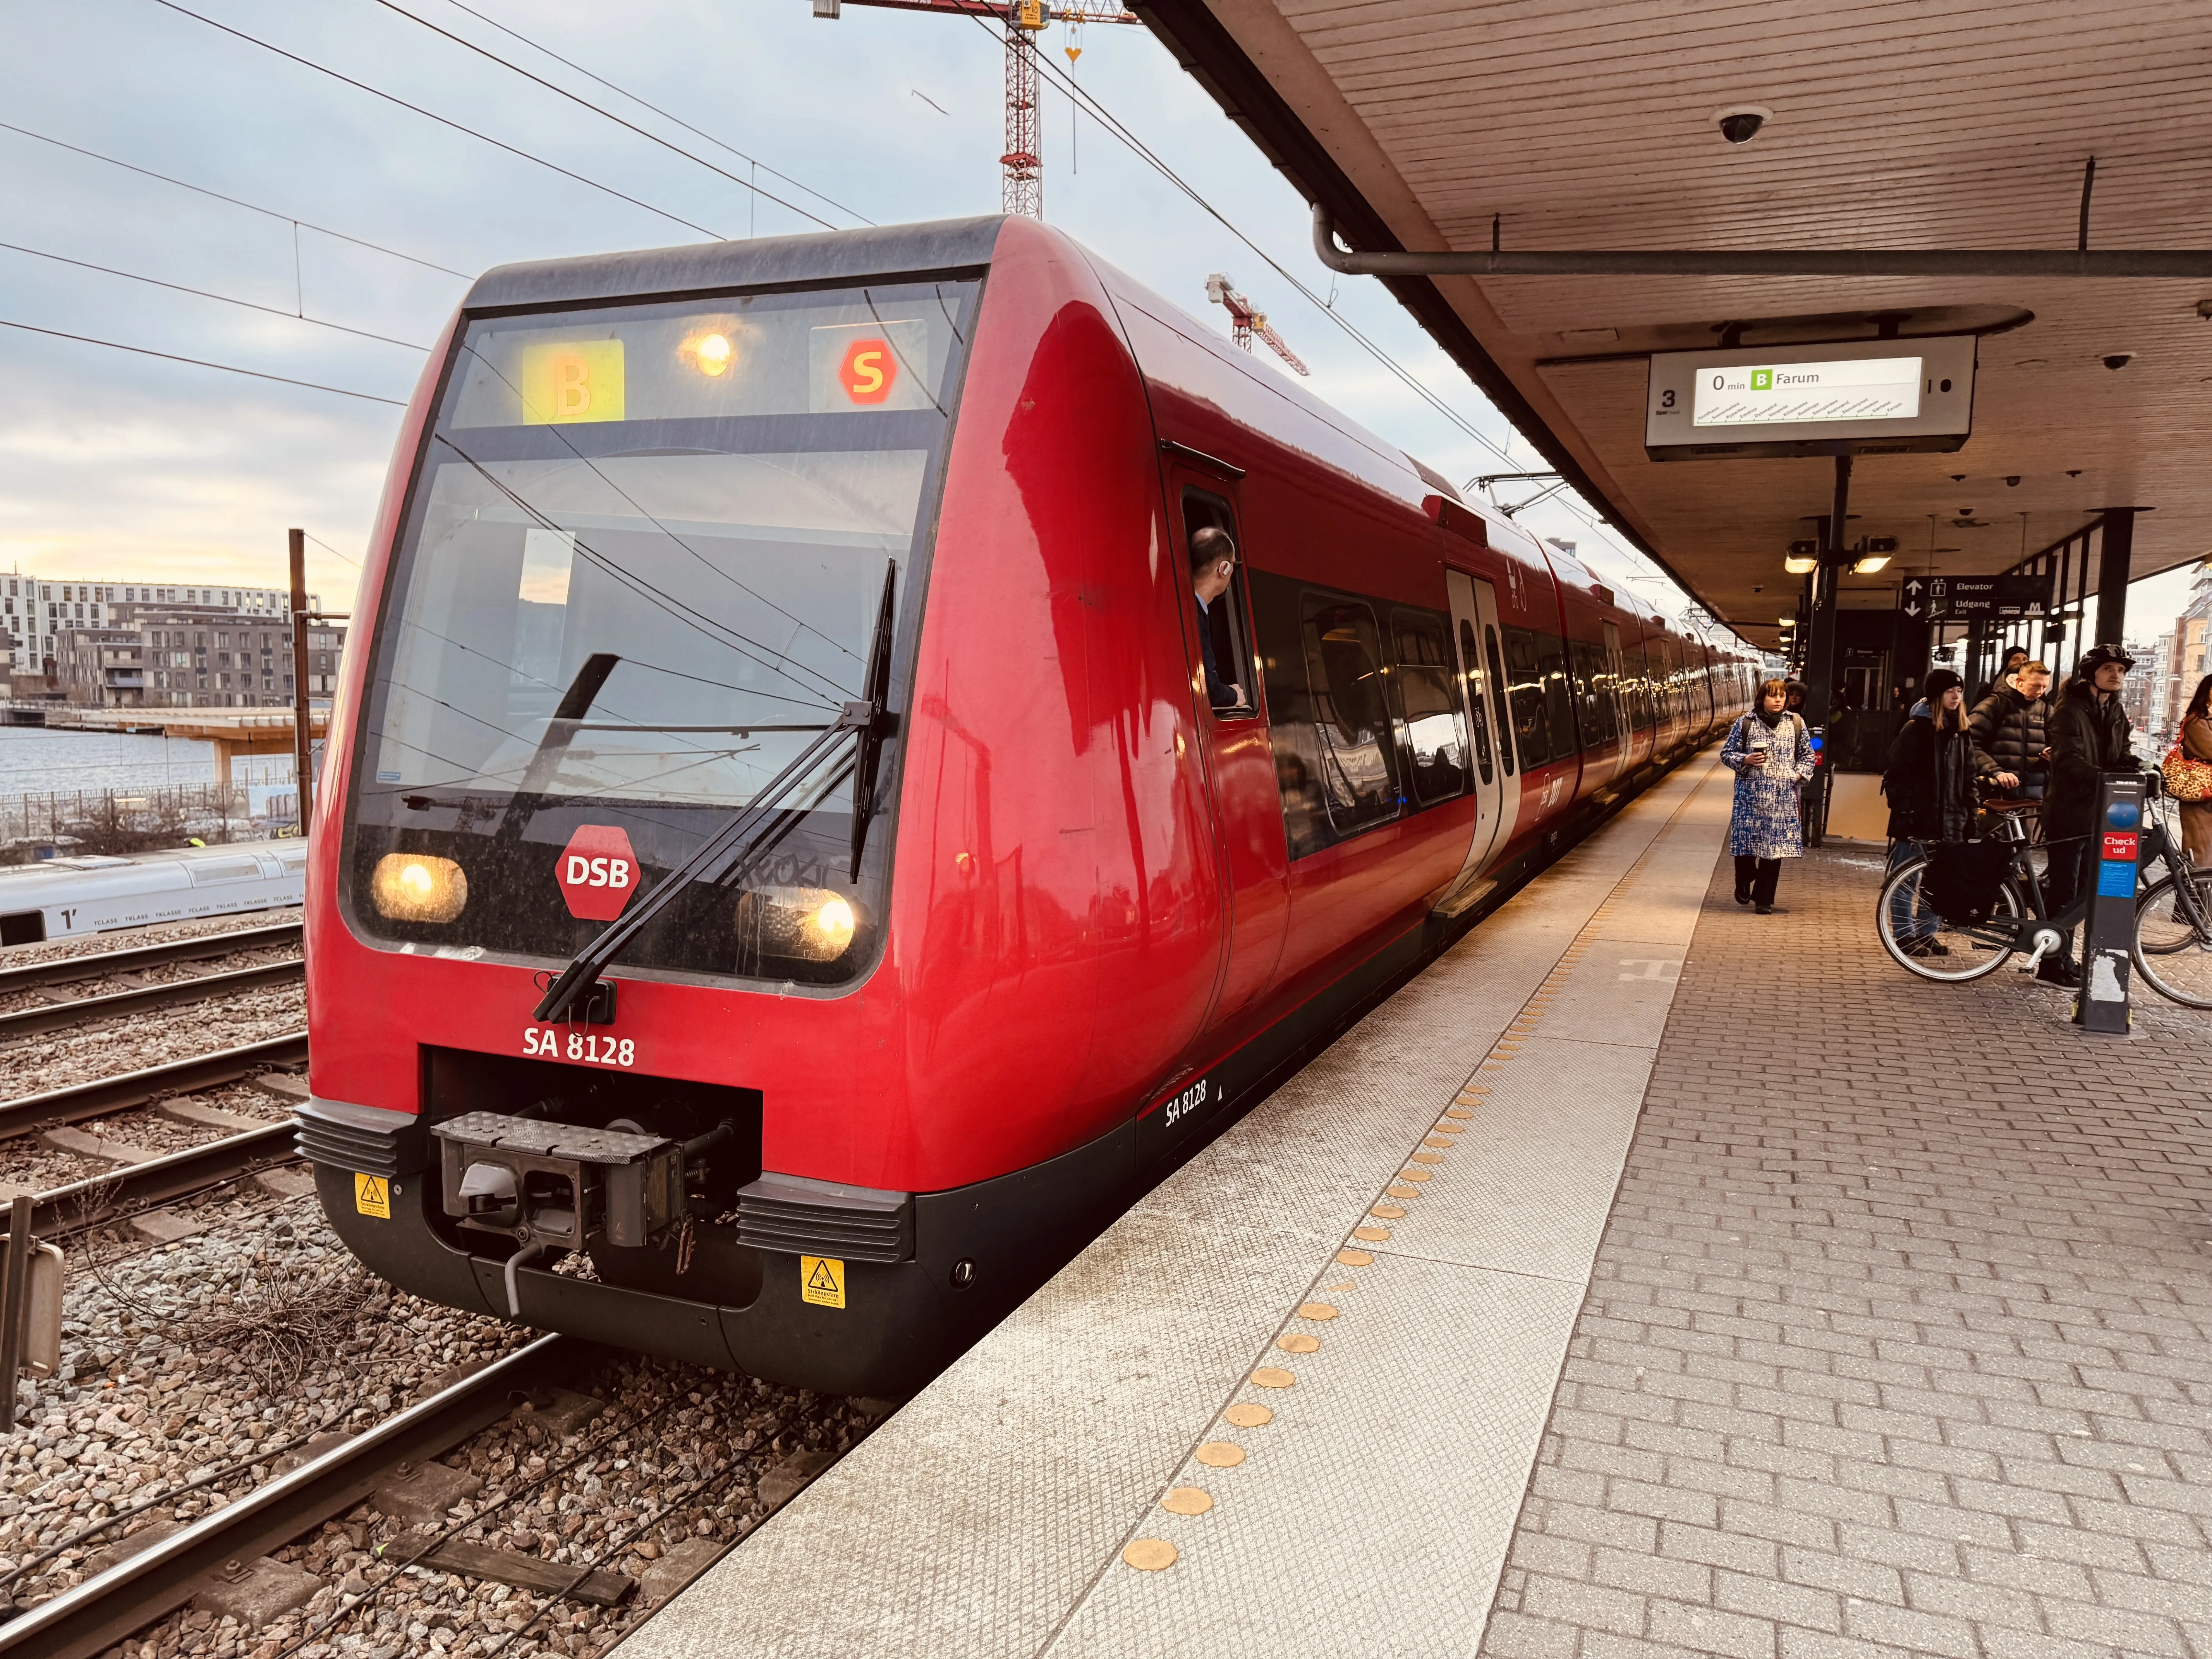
[1882,668,2017,955]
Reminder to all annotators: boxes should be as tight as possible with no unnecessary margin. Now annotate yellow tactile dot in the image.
[1325,1280,1355,1291]
[1336,1249,1372,1266]
[1444,1108,1475,1120]
[1422,1137,1453,1149]
[1410,1151,1443,1164]
[1124,1539,1178,1570]
[1386,1184,1420,1199]
[1298,1302,1339,1321]
[1224,1402,1272,1428]
[1353,1225,1390,1242]
[1195,1441,1246,1467]
[1461,1083,1492,1094]
[1431,1122,1464,1135]
[1277,1333,1320,1354]
[1399,1167,1433,1182]
[1371,1204,1406,1219]
[1252,1367,1295,1388]
[1161,1487,1213,1516]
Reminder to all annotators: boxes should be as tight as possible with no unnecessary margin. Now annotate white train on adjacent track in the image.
[0,841,306,947]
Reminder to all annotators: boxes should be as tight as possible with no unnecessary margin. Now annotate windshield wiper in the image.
[849,559,898,879]
[531,561,899,1025]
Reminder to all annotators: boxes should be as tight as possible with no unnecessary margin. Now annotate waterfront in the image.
[0,726,294,795]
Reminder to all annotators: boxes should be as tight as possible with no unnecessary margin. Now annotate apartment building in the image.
[54,608,346,709]
[2,575,302,677]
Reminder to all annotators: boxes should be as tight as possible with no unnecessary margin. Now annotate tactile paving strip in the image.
[1048,1255,1587,1658]
[620,757,1728,1659]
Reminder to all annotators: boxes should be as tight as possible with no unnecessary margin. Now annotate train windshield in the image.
[347,279,980,986]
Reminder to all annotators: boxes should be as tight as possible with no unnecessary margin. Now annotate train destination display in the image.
[1645,335,1977,459]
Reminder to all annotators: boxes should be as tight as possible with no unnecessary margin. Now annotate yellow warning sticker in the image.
[800,1254,846,1310]
[353,1173,391,1220]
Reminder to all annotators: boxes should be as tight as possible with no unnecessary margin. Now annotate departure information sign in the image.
[1692,356,1920,426]
[1645,335,1976,460]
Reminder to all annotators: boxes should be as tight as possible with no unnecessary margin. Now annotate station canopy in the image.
[1137,0,2212,649]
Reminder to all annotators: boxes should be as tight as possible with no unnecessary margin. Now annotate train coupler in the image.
[432,1111,686,1253]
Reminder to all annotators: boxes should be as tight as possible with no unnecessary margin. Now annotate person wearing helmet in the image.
[2037,642,2138,986]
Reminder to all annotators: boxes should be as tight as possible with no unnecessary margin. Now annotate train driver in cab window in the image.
[1190,526,1247,712]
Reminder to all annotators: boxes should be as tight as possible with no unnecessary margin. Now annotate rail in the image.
[0,1034,308,1142]
[0,1334,584,1659]
[0,923,302,995]
[0,960,304,1043]
[31,1122,298,1237]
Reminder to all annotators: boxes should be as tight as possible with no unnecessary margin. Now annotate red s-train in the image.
[299,215,1753,1396]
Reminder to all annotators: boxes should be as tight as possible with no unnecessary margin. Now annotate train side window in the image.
[1502,626,1552,766]
[1570,636,1617,746]
[1457,619,1494,784]
[1301,597,1401,834]
[1483,624,1516,776]
[1181,488,1259,721]
[1542,635,1579,755]
[1392,611,1469,805]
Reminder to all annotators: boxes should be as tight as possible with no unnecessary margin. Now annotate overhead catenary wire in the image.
[0,319,407,405]
[0,239,430,352]
[363,0,845,232]
[0,121,471,280]
[994,22,1704,619]
[435,0,875,227]
[144,0,730,242]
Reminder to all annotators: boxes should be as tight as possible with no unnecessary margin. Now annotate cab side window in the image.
[1182,489,1259,720]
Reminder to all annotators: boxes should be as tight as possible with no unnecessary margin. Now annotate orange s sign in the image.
[838,339,899,405]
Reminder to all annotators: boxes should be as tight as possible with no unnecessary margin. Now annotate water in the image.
[0,726,296,795]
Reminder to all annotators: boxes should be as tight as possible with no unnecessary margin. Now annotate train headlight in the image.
[680,331,735,377]
[736,886,862,962]
[371,853,469,923]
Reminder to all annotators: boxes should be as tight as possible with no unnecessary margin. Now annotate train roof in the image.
[464,217,1008,315]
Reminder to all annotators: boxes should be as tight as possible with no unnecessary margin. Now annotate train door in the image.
[1175,479,1288,1035]
[1601,620,1634,785]
[1435,569,1513,913]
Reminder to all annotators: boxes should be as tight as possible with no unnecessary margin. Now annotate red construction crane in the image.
[1205,273,1309,375]
[811,0,1139,219]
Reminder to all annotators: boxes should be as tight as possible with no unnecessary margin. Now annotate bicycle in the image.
[1874,774,2212,1006]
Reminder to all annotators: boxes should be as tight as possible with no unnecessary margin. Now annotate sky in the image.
[2,0,2202,653]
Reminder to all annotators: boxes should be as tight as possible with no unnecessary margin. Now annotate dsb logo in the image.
[556,825,639,921]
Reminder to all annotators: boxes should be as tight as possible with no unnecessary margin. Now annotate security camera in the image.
[2103,352,2134,370]
[1716,108,1769,145]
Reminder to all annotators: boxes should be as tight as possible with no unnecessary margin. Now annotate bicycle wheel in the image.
[1875,859,2024,981]
[2131,871,2212,1008]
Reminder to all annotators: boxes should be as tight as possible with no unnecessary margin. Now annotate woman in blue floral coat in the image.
[1721,678,1816,914]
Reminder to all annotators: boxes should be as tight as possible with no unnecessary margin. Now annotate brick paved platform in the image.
[1484,840,2212,1659]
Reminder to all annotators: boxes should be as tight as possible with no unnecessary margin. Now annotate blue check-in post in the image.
[2075,774,2144,1034]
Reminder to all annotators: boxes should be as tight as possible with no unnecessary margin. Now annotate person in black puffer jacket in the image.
[1886,669,2013,843]
[1882,670,2016,956]
[1966,659,2052,799]
[2037,644,2138,986]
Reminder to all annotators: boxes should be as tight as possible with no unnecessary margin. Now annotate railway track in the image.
[0,923,301,997]
[0,927,304,1044]
[1,1039,309,1237]
[0,1335,586,1659]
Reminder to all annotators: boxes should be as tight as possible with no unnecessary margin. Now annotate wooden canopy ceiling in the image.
[1136,0,2212,647]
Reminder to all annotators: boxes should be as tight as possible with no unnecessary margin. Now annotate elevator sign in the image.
[1645,335,1976,460]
